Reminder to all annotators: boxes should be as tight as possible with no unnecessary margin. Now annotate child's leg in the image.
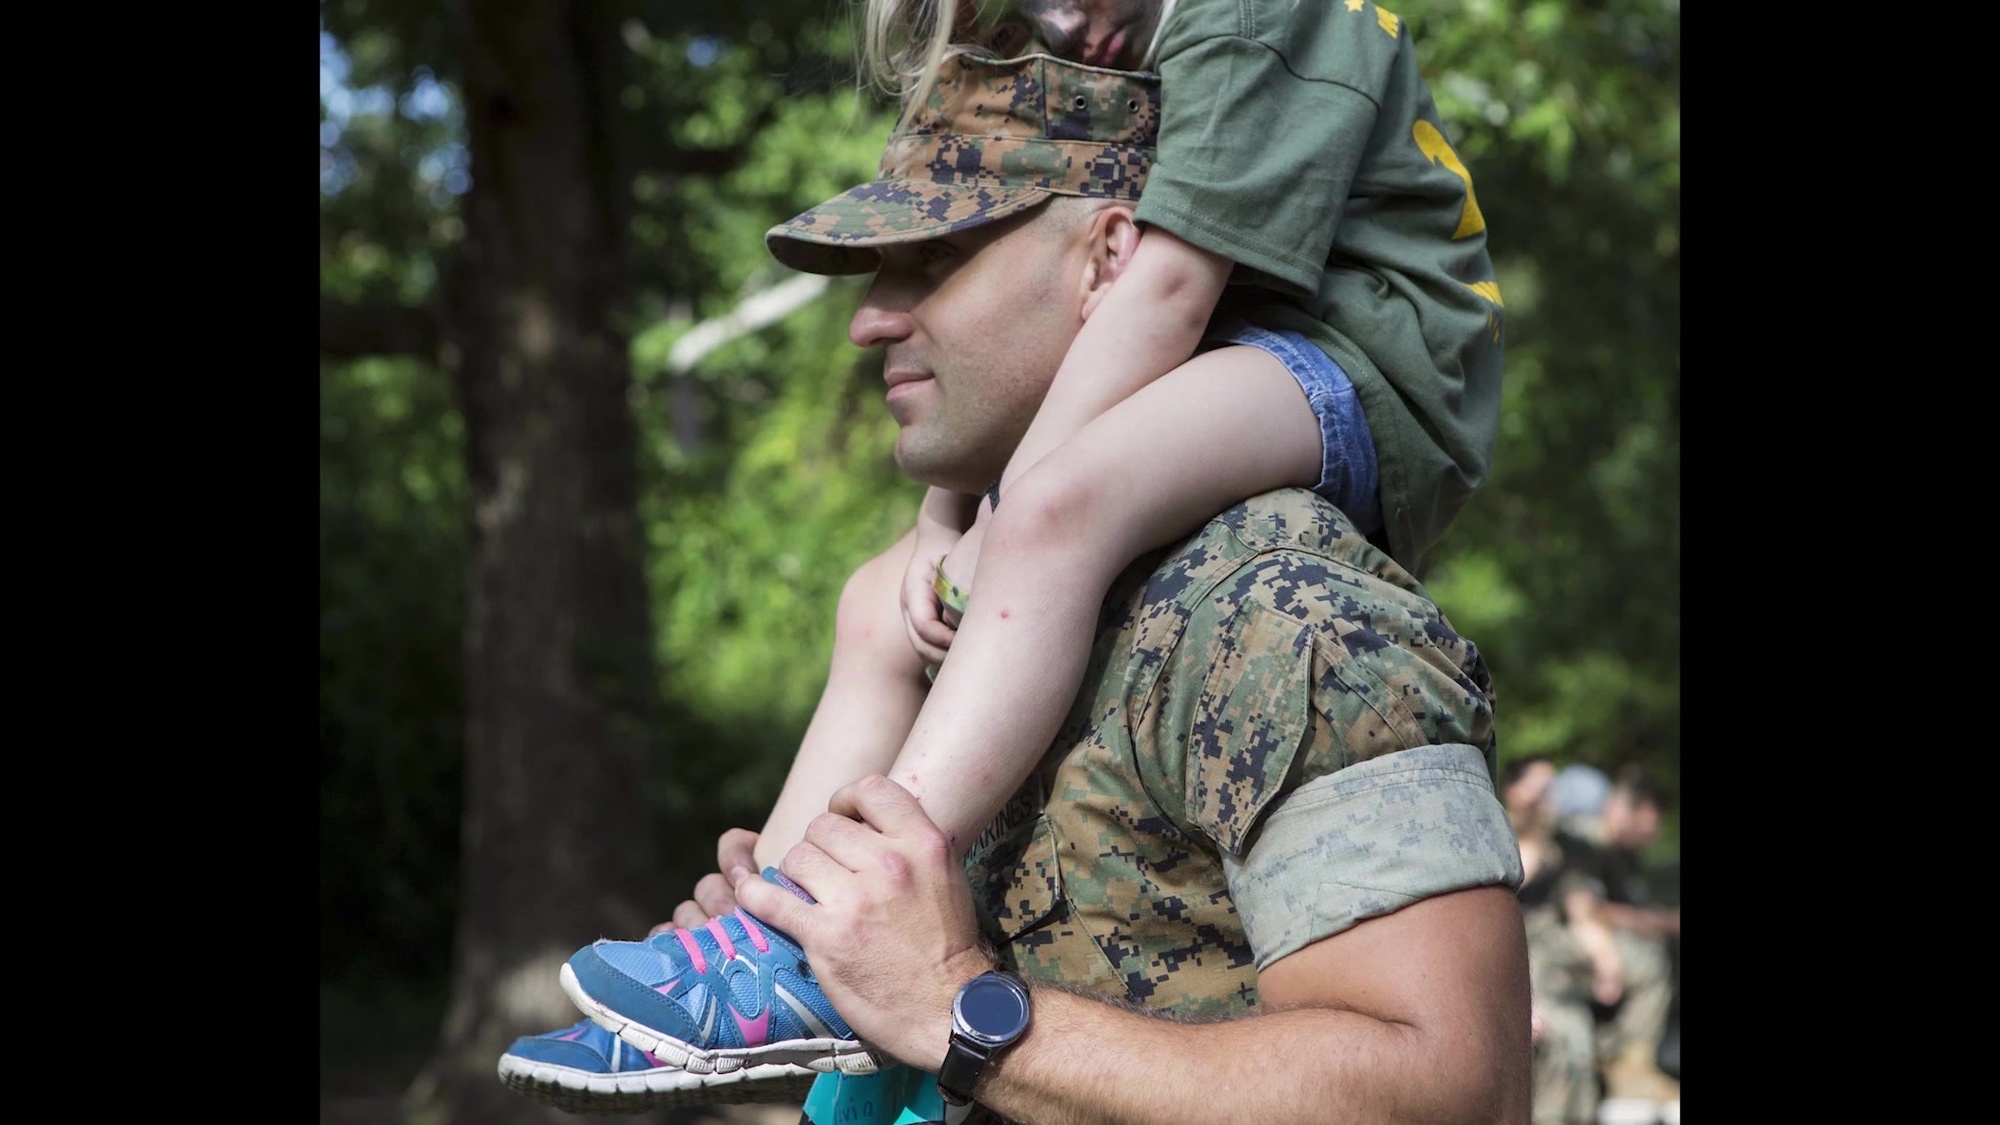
[889,345,1324,857]
[753,526,933,870]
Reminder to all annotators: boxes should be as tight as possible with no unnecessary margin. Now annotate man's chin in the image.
[893,438,988,495]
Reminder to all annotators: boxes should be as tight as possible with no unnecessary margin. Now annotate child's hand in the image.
[903,487,980,665]
[901,539,959,666]
[934,502,991,625]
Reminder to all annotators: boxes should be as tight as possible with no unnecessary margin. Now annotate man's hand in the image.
[648,827,761,935]
[1591,962,1625,1008]
[733,775,994,1070]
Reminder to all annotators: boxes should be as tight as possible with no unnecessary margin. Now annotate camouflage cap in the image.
[765,48,1161,276]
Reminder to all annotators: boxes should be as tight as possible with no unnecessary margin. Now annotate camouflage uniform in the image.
[766,47,1162,275]
[957,488,1521,1031]
[1586,845,1680,1106]
[1518,833,1603,1125]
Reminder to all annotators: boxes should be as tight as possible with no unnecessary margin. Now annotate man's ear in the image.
[1078,204,1142,322]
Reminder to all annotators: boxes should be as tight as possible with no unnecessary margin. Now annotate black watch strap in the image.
[936,1037,991,1107]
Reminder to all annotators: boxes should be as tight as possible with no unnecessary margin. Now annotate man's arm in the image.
[1595,900,1681,939]
[737,776,1532,1125]
[976,886,1532,1125]
[1562,886,1627,1008]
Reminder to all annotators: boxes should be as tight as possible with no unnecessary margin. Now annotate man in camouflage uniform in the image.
[1504,756,1611,1125]
[1581,771,1680,1118]
[720,46,1533,1123]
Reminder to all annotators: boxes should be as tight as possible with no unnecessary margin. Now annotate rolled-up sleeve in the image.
[1223,743,1524,969]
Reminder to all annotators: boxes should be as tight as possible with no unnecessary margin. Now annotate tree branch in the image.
[667,273,830,374]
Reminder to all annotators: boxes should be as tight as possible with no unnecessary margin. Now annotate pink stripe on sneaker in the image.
[558,1026,587,1042]
[674,926,709,973]
[731,1003,772,1046]
[734,909,771,954]
[705,916,738,960]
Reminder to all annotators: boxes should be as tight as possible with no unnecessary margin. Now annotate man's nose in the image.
[849,276,917,349]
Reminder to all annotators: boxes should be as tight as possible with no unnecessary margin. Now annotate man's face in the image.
[848,206,1087,492]
[1603,791,1662,849]
[1622,798,1661,849]
[1012,0,1164,69]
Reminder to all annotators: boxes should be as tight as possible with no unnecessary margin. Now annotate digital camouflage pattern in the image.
[765,46,1161,276]
[959,487,1519,1026]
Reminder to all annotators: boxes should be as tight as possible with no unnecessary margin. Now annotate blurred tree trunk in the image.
[408,1,663,1121]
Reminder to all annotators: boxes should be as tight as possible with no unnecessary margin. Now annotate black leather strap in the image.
[936,1037,991,1106]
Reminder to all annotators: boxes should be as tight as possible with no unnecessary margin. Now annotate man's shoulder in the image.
[1133,487,1430,623]
[1101,487,1484,734]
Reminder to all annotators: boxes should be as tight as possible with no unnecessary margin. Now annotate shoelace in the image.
[661,909,772,974]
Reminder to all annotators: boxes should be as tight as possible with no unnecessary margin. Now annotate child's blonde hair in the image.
[859,1,990,129]
[859,2,1177,129]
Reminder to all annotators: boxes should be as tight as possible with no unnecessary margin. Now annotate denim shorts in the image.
[1201,317,1383,537]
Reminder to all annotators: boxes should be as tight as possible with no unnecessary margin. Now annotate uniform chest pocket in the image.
[965,812,1064,947]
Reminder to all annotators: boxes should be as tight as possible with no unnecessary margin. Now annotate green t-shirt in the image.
[1134,0,1506,576]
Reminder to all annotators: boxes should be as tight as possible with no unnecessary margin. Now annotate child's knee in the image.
[834,534,921,663]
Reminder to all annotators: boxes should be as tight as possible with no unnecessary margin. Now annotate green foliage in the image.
[642,289,919,814]
[631,73,909,819]
[1408,0,1680,808]
[319,355,467,982]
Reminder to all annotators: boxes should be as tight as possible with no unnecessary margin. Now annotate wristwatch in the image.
[936,970,1033,1107]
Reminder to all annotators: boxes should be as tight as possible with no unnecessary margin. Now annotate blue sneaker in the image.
[559,868,878,1079]
[497,1017,818,1113]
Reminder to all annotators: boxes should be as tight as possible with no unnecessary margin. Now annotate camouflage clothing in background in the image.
[959,487,1522,1026]
[1518,832,1602,1125]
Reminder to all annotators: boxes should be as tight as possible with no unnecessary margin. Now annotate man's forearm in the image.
[972,986,1509,1125]
[1597,901,1679,938]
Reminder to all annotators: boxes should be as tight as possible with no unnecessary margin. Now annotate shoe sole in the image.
[559,961,880,1077]
[497,1052,818,1114]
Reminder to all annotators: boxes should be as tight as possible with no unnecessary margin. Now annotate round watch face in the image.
[955,974,1031,1045]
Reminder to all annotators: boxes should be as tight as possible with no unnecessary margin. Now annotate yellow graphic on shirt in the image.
[1376,6,1402,37]
[1412,120,1485,239]
[1460,282,1504,342]
[1344,0,1366,10]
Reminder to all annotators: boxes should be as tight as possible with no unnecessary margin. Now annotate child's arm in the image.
[887,230,1325,858]
[927,226,1231,599]
[1001,229,1233,489]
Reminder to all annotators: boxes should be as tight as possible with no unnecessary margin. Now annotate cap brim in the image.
[765,179,1053,276]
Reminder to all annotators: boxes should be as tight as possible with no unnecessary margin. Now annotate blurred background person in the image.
[1548,762,1680,1125]
[1589,768,1681,1121]
[1505,756,1623,1125]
